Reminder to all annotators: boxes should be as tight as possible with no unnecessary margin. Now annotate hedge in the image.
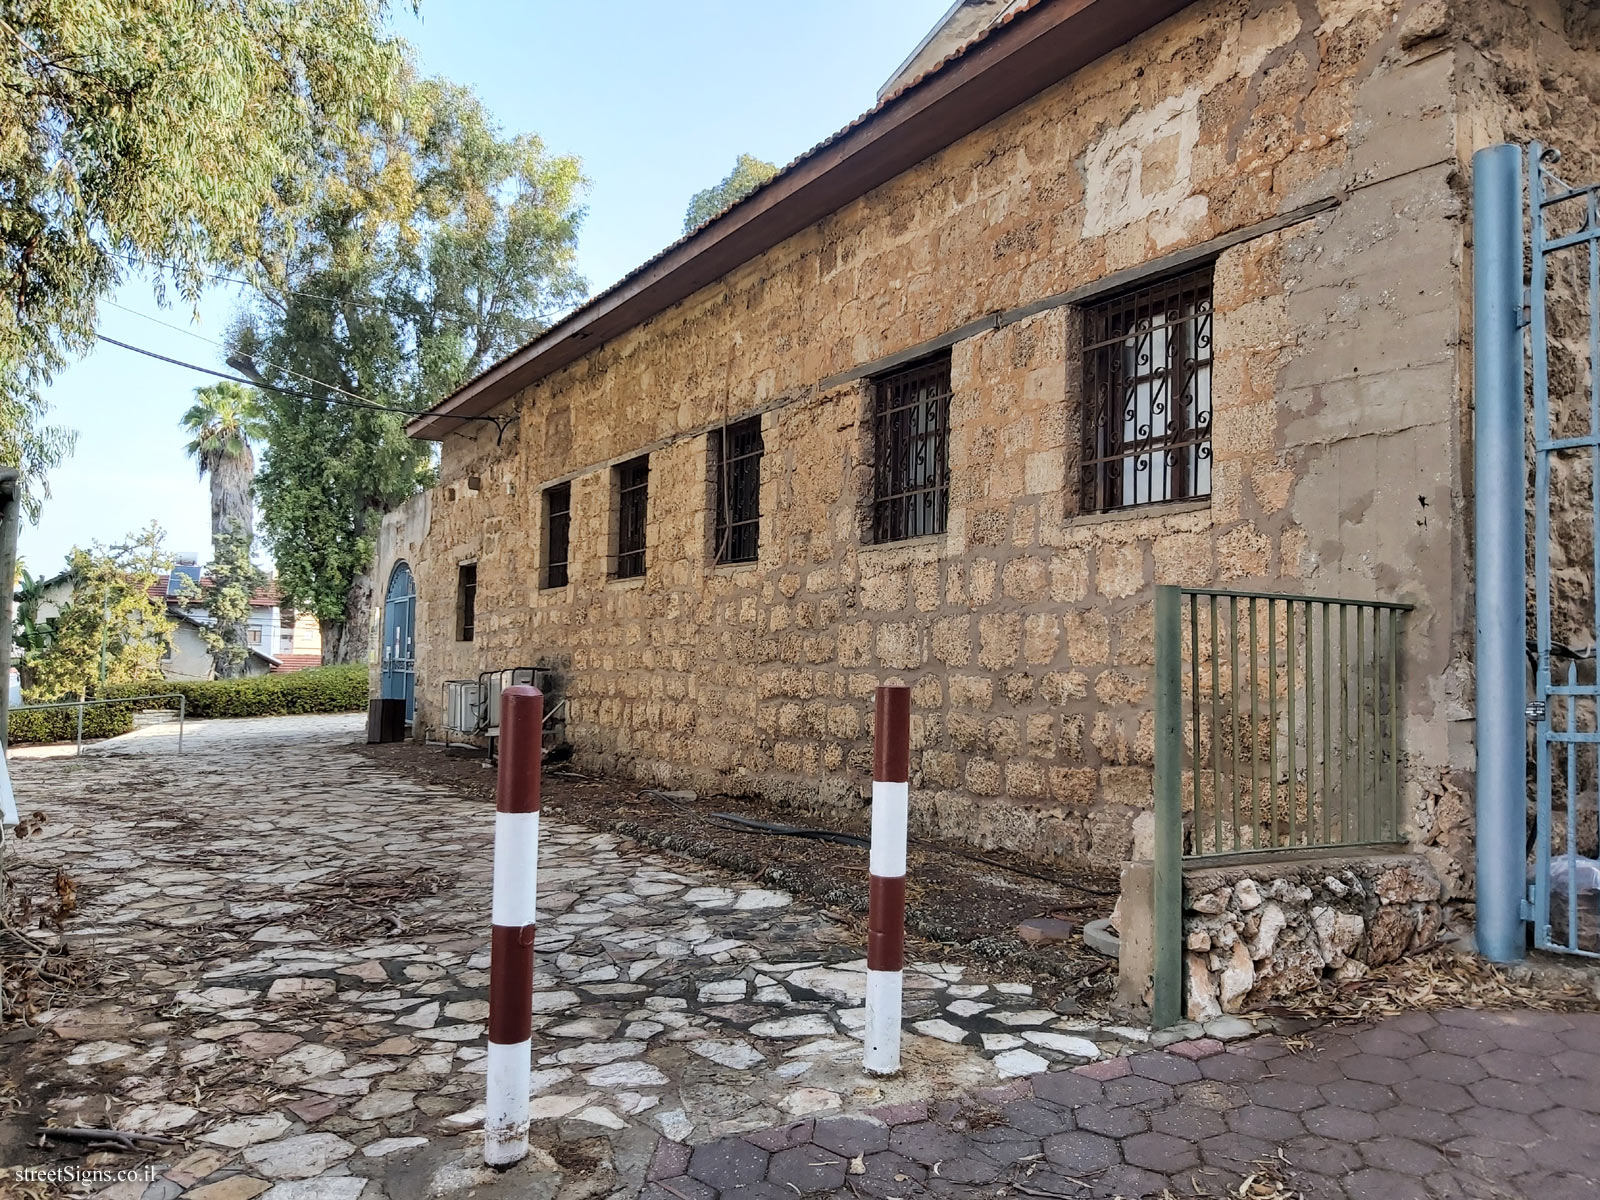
[9,701,136,745]
[95,665,369,719]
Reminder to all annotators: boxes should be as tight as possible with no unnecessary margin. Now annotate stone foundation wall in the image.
[1182,855,1444,1020]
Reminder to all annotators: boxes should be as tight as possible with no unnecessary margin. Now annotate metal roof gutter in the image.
[407,0,1191,441]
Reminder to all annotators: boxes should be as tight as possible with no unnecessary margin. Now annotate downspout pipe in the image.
[1471,143,1528,963]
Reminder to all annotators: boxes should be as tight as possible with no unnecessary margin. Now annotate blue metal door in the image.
[381,562,416,723]
[1527,144,1600,958]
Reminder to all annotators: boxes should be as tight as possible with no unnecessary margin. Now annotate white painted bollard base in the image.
[484,1038,532,1166]
[863,969,903,1076]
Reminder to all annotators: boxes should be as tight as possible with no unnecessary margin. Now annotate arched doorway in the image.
[380,562,416,723]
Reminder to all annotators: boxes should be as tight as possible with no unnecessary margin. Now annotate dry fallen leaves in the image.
[1264,947,1595,1023]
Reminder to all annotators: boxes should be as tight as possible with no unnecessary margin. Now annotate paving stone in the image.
[182,1180,272,1200]
[1076,1103,1149,1139]
[241,1133,355,1180]
[767,1145,847,1192]
[812,1114,891,1157]
[742,1120,814,1152]
[1032,1071,1105,1108]
[864,1101,927,1127]
[1342,1166,1432,1200]
[1168,1037,1226,1060]
[201,1114,294,1148]
[362,1136,429,1157]
[1042,1129,1119,1174]
[687,1136,770,1188]
[1128,1050,1202,1084]
[992,1048,1050,1078]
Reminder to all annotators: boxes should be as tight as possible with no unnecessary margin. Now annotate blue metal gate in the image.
[381,562,416,724]
[1527,144,1600,958]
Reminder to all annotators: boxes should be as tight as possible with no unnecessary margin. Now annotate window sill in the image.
[1065,498,1211,529]
[607,575,646,589]
[710,560,760,577]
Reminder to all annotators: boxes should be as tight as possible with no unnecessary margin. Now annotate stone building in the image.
[376,0,1600,899]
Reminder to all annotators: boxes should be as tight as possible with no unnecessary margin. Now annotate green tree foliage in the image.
[191,525,267,680]
[13,564,58,690]
[234,75,586,662]
[27,524,174,700]
[181,382,265,544]
[0,0,405,514]
[683,154,778,233]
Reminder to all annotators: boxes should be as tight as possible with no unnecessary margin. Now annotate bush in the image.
[9,700,136,745]
[96,665,368,719]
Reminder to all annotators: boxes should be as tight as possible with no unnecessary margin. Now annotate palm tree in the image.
[181,381,265,544]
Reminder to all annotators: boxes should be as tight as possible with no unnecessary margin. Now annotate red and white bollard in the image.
[485,685,543,1167]
[864,684,909,1076]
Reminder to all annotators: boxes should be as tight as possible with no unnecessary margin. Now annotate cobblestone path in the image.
[2,715,1134,1198]
[5,715,1596,1199]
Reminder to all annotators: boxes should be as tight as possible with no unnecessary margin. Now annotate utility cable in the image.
[92,334,510,440]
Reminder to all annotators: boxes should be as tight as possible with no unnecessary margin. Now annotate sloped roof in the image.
[407,0,1191,440]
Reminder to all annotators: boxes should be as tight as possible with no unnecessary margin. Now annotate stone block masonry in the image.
[1180,854,1445,1020]
[377,1,1600,878]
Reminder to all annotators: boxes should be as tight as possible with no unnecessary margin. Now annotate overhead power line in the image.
[105,299,377,410]
[93,334,511,439]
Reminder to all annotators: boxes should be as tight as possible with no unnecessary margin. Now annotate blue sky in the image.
[26,0,950,575]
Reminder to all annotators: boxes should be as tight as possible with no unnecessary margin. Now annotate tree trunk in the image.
[209,458,254,546]
[321,569,374,664]
[319,618,345,666]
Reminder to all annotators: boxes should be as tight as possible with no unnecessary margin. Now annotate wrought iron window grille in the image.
[713,417,763,564]
[614,456,649,579]
[1081,268,1214,513]
[871,354,951,543]
[543,482,571,589]
[456,562,477,642]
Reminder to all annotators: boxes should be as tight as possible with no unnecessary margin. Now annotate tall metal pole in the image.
[1152,585,1183,1026]
[1472,143,1528,962]
[0,468,20,750]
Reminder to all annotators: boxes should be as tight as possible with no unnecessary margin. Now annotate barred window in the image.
[872,354,951,543]
[713,417,763,564]
[614,455,648,579]
[542,483,571,589]
[1081,268,1213,512]
[456,562,477,641]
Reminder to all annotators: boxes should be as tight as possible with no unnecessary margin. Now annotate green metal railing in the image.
[1151,585,1411,1026]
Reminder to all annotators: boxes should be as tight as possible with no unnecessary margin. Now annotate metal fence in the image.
[1151,584,1411,1026]
[1158,585,1411,857]
[12,693,188,755]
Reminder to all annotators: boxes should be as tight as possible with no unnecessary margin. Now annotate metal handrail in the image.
[13,693,188,755]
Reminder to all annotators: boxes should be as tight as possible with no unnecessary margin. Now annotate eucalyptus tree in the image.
[0,0,404,515]
[234,76,587,663]
[684,154,778,232]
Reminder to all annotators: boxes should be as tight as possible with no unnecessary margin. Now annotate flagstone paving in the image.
[1,714,1157,1198]
[6,715,1597,1199]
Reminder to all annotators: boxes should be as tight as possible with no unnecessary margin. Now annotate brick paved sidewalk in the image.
[643,1007,1600,1200]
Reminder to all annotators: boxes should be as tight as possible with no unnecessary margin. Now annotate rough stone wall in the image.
[380,0,1492,875]
[1182,855,1444,1019]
